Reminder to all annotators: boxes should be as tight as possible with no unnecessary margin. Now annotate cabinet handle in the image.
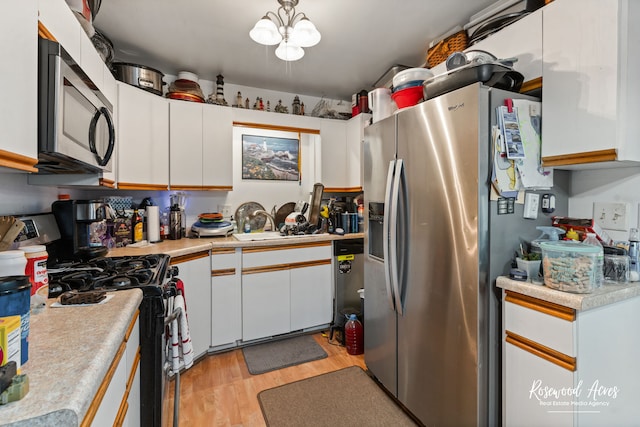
[506,330,576,372]
[242,241,331,253]
[242,259,331,275]
[505,290,575,321]
[171,251,210,264]
[212,268,236,277]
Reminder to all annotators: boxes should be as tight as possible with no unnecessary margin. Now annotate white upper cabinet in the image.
[0,0,38,172]
[117,82,169,189]
[541,0,640,168]
[203,104,233,189]
[320,114,370,191]
[169,101,233,190]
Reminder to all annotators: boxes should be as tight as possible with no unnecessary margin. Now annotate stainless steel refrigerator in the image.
[363,83,567,426]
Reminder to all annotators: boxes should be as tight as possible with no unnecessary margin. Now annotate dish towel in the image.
[170,293,194,373]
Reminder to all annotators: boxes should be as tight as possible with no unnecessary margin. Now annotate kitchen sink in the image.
[233,232,285,241]
[233,232,327,241]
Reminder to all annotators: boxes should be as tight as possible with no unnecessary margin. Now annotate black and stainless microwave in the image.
[37,38,114,174]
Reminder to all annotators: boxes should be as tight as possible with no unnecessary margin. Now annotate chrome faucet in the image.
[251,209,277,232]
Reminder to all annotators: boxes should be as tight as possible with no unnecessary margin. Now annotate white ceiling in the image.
[93,0,497,100]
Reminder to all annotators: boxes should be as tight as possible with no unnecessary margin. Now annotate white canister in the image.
[0,250,27,276]
[368,88,393,123]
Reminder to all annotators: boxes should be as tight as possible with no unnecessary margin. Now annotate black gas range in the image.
[48,253,178,427]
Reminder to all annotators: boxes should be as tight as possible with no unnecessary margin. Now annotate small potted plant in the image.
[516,247,542,284]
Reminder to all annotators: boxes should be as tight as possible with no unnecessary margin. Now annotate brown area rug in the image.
[258,366,417,426]
[242,334,328,375]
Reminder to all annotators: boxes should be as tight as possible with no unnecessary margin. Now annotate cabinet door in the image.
[345,114,370,190]
[172,254,211,358]
[38,0,81,63]
[242,270,290,341]
[504,341,575,427]
[290,263,332,331]
[117,83,169,189]
[169,100,203,188]
[541,0,618,160]
[211,269,242,347]
[320,119,348,189]
[0,0,38,170]
[203,104,233,189]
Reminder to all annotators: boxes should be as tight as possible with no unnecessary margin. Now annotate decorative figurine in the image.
[259,98,264,111]
[253,97,260,110]
[275,99,288,114]
[292,95,301,115]
[207,74,228,106]
[235,91,243,108]
[300,102,305,116]
[266,100,271,112]
[245,98,250,109]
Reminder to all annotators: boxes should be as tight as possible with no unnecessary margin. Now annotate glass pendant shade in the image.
[275,41,304,61]
[249,16,282,45]
[291,18,321,47]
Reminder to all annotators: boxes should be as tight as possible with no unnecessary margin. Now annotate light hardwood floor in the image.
[170,332,366,426]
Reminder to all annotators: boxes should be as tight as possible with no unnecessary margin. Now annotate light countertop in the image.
[496,276,640,311]
[107,232,364,258]
[0,289,142,426]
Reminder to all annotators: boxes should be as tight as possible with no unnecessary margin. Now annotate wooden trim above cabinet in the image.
[171,251,210,264]
[506,331,577,372]
[38,21,57,42]
[519,77,542,94]
[117,182,169,191]
[542,149,617,167]
[233,121,320,135]
[242,241,331,254]
[169,185,233,191]
[243,258,331,275]
[505,290,575,321]
[99,178,116,188]
[0,149,38,173]
[324,186,363,193]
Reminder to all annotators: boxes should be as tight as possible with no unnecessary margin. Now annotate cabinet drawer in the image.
[211,248,239,270]
[504,292,576,357]
[242,242,331,268]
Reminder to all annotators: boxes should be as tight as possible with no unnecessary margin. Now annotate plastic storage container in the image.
[344,314,363,355]
[0,276,31,365]
[0,251,26,277]
[540,241,601,293]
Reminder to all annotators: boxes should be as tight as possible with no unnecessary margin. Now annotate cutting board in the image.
[0,217,25,251]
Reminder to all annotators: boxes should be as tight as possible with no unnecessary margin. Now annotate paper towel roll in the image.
[147,206,160,242]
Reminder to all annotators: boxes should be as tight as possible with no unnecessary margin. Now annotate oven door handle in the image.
[164,305,182,427]
[164,306,182,326]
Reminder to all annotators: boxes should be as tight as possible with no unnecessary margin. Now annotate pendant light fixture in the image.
[249,0,321,61]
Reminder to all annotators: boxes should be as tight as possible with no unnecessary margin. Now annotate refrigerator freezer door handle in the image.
[383,160,397,312]
[389,159,404,316]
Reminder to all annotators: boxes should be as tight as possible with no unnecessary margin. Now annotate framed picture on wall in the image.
[241,134,300,181]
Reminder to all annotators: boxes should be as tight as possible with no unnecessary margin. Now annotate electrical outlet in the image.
[218,204,232,218]
[593,202,629,231]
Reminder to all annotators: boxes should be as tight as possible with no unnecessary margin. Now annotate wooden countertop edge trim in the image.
[81,341,127,427]
[506,331,577,372]
[233,121,320,135]
[505,290,576,321]
[243,258,331,274]
[542,149,617,167]
[124,311,139,342]
[242,241,331,253]
[171,251,211,264]
[0,149,38,172]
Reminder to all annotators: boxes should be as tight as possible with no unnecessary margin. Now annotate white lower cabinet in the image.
[211,248,242,347]
[502,290,640,426]
[88,312,140,427]
[171,252,212,359]
[241,243,332,342]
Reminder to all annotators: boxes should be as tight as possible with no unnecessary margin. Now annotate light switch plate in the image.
[593,202,629,231]
[523,193,540,219]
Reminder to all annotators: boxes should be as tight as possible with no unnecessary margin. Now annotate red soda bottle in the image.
[345,314,363,355]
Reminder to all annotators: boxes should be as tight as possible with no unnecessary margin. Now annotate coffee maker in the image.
[51,199,108,261]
